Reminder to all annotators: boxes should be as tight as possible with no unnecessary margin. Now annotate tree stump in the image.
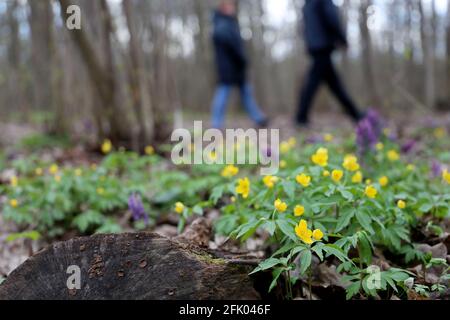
[0,233,261,300]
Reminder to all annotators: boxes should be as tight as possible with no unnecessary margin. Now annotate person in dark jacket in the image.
[210,0,267,129]
[296,0,364,126]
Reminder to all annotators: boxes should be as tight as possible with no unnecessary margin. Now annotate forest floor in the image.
[1,108,449,300]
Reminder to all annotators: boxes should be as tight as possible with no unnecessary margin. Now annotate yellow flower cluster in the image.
[236,177,250,199]
[280,137,296,154]
[311,148,328,167]
[295,220,323,245]
[263,175,278,188]
[221,165,239,178]
[343,155,360,172]
[274,199,288,213]
[296,173,311,187]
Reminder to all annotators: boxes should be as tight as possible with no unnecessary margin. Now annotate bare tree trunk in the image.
[419,0,436,109]
[122,0,155,148]
[359,0,381,107]
[29,0,53,115]
[58,0,128,142]
[447,0,450,102]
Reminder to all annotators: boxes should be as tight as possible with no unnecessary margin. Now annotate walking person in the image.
[296,0,364,127]
[210,0,268,129]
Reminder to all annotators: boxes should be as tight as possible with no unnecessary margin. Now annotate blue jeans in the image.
[211,83,266,129]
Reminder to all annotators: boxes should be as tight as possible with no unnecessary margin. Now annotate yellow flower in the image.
[407,164,415,171]
[145,145,155,155]
[75,169,83,177]
[280,160,287,169]
[312,229,324,241]
[9,199,19,208]
[274,199,288,213]
[311,148,329,167]
[443,169,450,184]
[280,141,291,154]
[365,185,378,199]
[221,165,239,178]
[397,200,406,209]
[236,177,251,199]
[209,151,218,161]
[97,187,105,195]
[295,220,313,245]
[294,205,305,217]
[35,168,43,176]
[263,175,278,188]
[365,179,372,185]
[323,170,330,177]
[379,176,389,187]
[10,176,18,187]
[376,143,384,151]
[101,139,113,154]
[54,175,62,183]
[296,174,311,187]
[288,137,297,148]
[434,127,446,139]
[49,164,59,175]
[383,128,392,136]
[230,196,236,203]
[343,155,360,172]
[332,170,344,183]
[175,202,185,214]
[352,171,363,184]
[323,134,334,142]
[387,150,400,161]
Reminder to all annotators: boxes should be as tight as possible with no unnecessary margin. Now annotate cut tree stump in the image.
[0,233,261,300]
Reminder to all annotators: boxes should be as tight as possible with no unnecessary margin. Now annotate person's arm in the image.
[321,0,348,47]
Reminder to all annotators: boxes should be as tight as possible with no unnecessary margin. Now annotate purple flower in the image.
[356,108,384,155]
[128,193,149,225]
[401,140,417,154]
[430,160,443,178]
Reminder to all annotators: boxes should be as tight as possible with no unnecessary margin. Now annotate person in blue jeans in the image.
[211,0,268,129]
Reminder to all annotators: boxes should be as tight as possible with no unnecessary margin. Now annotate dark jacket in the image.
[303,0,348,54]
[212,11,247,85]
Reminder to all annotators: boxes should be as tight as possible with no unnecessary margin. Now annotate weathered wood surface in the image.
[0,233,260,300]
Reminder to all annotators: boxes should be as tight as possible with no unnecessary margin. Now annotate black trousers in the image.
[297,51,362,124]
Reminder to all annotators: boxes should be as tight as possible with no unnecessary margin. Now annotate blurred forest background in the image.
[0,0,450,147]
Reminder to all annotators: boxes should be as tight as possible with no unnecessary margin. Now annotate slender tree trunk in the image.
[446,0,450,102]
[419,0,436,109]
[359,0,381,107]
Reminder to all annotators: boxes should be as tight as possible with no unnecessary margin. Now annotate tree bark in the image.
[419,0,436,109]
[0,233,261,300]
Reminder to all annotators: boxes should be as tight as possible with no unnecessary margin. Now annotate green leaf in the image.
[335,209,355,233]
[210,185,225,204]
[269,268,284,292]
[346,282,361,300]
[276,220,297,241]
[282,180,296,199]
[263,220,276,236]
[356,210,374,234]
[299,250,312,275]
[323,244,348,263]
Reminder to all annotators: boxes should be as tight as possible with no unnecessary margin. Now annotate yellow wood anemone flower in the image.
[263,175,278,188]
[365,185,378,199]
[294,205,305,217]
[49,164,59,175]
[274,199,288,213]
[312,229,324,241]
[175,202,185,214]
[295,220,313,245]
[145,145,155,155]
[102,139,113,154]
[311,148,329,167]
[9,199,19,208]
[35,168,44,176]
[443,169,450,184]
[387,150,400,161]
[352,171,363,184]
[397,200,406,209]
[221,165,239,178]
[10,176,19,187]
[323,134,334,142]
[343,155,360,172]
[332,170,344,183]
[236,177,250,199]
[323,170,330,177]
[296,174,311,187]
[379,176,389,187]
